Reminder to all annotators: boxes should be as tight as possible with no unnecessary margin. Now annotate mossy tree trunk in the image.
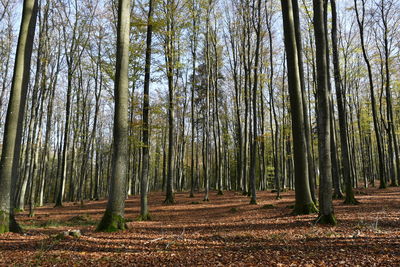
[0,0,38,234]
[313,0,336,225]
[97,0,130,232]
[280,0,317,215]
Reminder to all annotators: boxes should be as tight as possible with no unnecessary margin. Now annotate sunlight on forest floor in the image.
[1,188,399,266]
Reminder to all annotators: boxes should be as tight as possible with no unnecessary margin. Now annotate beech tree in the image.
[354,0,387,189]
[313,0,335,225]
[280,0,317,214]
[97,0,131,232]
[0,0,38,233]
[140,0,154,220]
[1,0,400,232]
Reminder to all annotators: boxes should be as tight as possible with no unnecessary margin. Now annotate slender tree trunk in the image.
[140,0,154,220]
[379,1,400,187]
[330,0,356,202]
[164,2,176,204]
[249,0,262,205]
[313,0,336,225]
[189,0,199,198]
[354,0,386,189]
[203,0,212,202]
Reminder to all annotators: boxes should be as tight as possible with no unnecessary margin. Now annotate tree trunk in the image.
[140,0,154,220]
[0,0,38,234]
[164,0,176,204]
[354,0,386,189]
[292,0,317,204]
[330,0,357,203]
[280,0,317,214]
[97,0,130,232]
[249,0,262,205]
[313,0,336,225]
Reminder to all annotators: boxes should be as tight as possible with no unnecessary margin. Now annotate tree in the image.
[163,0,179,204]
[0,0,38,233]
[249,0,262,205]
[97,0,131,232]
[377,0,400,187]
[140,0,154,221]
[280,0,317,214]
[330,0,357,204]
[313,0,336,225]
[292,0,317,204]
[189,0,200,198]
[354,0,387,189]
[55,0,94,207]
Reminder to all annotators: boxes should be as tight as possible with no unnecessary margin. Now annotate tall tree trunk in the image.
[313,0,336,225]
[280,0,317,214]
[354,0,386,189]
[330,0,357,203]
[97,0,131,232]
[292,0,317,204]
[379,0,400,187]
[0,0,38,234]
[164,0,176,204]
[140,0,154,220]
[203,0,212,202]
[249,0,262,205]
[189,0,199,198]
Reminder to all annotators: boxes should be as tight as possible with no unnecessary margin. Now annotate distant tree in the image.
[330,0,357,204]
[354,0,387,189]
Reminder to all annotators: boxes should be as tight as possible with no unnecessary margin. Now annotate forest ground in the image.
[0,187,399,266]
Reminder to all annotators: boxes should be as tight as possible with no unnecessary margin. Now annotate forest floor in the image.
[0,187,399,266]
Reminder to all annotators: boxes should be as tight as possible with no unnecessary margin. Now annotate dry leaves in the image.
[0,187,399,266]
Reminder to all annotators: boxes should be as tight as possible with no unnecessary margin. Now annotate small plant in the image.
[136,214,152,221]
[14,208,24,213]
[230,207,238,213]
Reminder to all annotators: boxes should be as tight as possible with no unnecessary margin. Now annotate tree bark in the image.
[280,0,317,215]
[97,0,130,232]
[0,0,38,234]
[140,0,154,220]
[313,0,336,225]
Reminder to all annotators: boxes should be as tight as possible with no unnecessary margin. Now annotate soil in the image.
[0,187,399,266]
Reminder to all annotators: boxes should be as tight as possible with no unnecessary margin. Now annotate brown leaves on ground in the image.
[1,187,400,266]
